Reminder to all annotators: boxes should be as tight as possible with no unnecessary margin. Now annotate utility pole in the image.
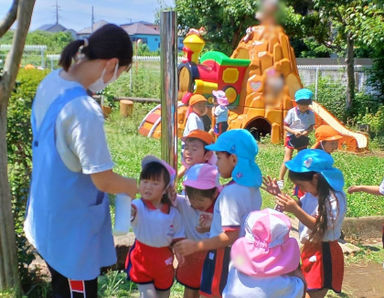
[55,0,59,25]
[91,6,95,33]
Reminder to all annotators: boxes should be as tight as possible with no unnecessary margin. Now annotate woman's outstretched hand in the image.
[261,176,281,196]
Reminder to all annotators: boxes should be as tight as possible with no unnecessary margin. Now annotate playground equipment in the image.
[139,24,369,152]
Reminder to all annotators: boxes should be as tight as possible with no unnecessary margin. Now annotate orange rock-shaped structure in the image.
[229,24,302,144]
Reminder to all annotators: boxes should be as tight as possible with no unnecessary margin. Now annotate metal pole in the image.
[160,10,178,170]
[315,66,319,100]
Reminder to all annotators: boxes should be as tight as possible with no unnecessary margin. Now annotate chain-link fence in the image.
[8,53,372,102]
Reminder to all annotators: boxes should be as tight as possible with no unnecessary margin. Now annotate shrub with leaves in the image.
[7,68,49,294]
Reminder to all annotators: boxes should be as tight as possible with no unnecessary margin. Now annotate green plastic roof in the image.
[200,51,250,67]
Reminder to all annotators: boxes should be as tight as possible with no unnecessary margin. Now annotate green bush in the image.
[309,75,347,122]
[7,68,49,296]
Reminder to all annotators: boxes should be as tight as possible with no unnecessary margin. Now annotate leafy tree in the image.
[0,30,74,54]
[0,0,36,294]
[176,0,261,55]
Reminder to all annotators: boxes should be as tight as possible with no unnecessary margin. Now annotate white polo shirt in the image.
[223,266,304,298]
[131,199,185,247]
[284,107,315,136]
[210,183,262,238]
[379,177,384,195]
[174,195,213,241]
[299,191,346,243]
[183,112,205,137]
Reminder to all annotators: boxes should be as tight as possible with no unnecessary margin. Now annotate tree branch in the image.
[0,0,18,38]
[0,0,36,105]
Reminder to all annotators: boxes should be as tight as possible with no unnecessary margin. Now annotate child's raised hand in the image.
[174,239,198,257]
[275,193,299,213]
[262,176,281,195]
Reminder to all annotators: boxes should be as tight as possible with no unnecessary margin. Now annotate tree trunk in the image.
[0,101,19,293]
[0,0,36,294]
[345,32,355,110]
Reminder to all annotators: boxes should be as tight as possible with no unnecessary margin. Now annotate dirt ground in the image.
[342,262,384,298]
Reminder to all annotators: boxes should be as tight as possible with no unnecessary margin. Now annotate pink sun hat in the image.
[231,208,300,278]
[183,163,220,190]
[141,155,176,188]
[212,90,229,106]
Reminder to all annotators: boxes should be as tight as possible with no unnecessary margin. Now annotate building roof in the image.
[77,20,109,35]
[122,22,159,35]
[36,23,67,33]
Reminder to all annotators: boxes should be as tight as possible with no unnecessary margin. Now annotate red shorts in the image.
[301,241,344,293]
[176,251,207,290]
[199,247,231,297]
[125,240,174,290]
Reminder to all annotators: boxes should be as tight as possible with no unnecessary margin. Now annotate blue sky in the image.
[0,0,175,31]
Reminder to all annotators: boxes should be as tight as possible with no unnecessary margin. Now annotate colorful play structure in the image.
[139,23,368,152]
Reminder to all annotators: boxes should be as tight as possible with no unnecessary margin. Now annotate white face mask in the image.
[88,62,119,93]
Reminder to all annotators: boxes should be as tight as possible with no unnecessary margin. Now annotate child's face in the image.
[183,139,210,166]
[216,152,236,179]
[292,176,318,197]
[297,103,310,113]
[322,140,339,154]
[189,194,213,211]
[192,101,207,116]
[139,175,166,202]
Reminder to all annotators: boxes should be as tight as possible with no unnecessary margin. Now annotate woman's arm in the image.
[91,169,137,198]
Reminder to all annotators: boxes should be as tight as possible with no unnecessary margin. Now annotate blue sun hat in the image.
[295,88,313,103]
[205,129,262,188]
[285,149,344,191]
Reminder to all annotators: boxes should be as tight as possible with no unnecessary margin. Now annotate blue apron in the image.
[24,86,116,280]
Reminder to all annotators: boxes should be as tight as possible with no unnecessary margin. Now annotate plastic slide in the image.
[311,101,368,151]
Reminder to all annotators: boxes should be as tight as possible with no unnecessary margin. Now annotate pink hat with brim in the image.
[231,208,300,278]
[142,155,176,187]
[183,163,220,190]
[212,90,229,106]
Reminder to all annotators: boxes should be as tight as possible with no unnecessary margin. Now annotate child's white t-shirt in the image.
[299,191,346,243]
[131,199,185,247]
[379,177,384,195]
[223,266,304,298]
[214,105,229,123]
[33,69,113,174]
[183,112,205,137]
[174,195,211,241]
[284,107,315,136]
[210,183,262,238]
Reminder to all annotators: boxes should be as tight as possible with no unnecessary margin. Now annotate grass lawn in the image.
[105,102,384,217]
[97,102,384,297]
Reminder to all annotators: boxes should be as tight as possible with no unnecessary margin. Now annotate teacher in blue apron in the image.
[24,24,137,297]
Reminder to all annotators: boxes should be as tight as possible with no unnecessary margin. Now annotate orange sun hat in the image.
[182,129,214,145]
[312,125,343,149]
[189,94,207,106]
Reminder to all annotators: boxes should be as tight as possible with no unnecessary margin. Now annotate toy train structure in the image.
[139,25,368,152]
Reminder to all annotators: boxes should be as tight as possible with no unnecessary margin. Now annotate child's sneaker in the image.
[277,180,284,190]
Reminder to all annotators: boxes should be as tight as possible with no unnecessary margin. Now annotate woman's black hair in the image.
[140,162,172,207]
[185,186,217,201]
[288,170,336,243]
[59,24,133,71]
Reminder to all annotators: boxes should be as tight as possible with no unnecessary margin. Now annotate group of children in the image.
[122,87,380,298]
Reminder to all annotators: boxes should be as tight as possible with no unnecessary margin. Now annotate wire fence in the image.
[3,52,372,100]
